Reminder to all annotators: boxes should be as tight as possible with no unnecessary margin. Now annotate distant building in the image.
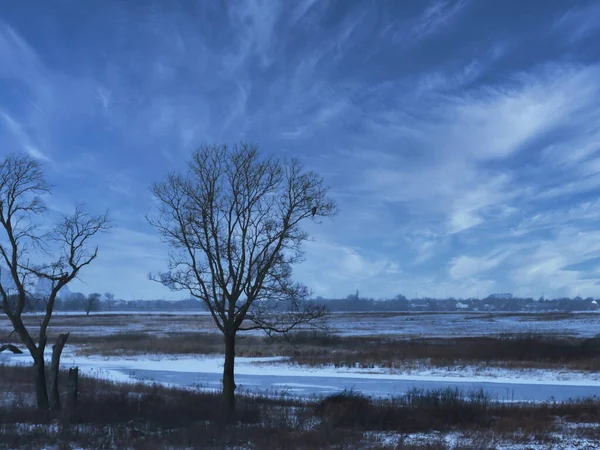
[35,277,71,299]
[488,293,513,300]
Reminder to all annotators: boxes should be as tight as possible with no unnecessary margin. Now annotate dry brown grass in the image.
[0,364,367,449]
[286,332,600,371]
[69,331,284,357]
[57,330,600,371]
[2,364,599,449]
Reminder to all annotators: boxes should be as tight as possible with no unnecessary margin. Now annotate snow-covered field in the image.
[8,310,600,338]
[327,311,600,338]
[3,311,600,402]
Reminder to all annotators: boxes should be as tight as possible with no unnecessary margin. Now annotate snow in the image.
[14,350,596,387]
[327,312,600,338]
[368,431,600,450]
[4,349,600,403]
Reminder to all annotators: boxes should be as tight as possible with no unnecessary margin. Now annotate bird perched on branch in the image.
[312,206,317,217]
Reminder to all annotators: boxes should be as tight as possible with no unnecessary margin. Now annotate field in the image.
[2,311,600,448]
[6,310,600,338]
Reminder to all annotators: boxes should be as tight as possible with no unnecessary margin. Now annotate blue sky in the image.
[1,0,600,300]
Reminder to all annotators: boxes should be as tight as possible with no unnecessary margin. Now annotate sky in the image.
[1,0,600,300]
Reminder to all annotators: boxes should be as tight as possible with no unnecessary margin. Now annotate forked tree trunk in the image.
[49,333,70,411]
[222,332,236,417]
[33,355,49,410]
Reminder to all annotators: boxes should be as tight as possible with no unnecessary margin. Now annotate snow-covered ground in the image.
[368,430,600,450]
[3,348,600,401]
[3,311,600,401]
[6,311,600,338]
[326,311,600,337]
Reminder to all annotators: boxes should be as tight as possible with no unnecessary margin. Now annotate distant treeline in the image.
[10,293,600,314]
[8,295,207,313]
[312,295,600,313]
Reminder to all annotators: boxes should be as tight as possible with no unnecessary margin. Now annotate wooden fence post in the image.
[67,367,79,410]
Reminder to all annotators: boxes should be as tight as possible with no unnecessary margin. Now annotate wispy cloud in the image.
[296,239,402,298]
[0,110,49,160]
[448,248,516,280]
[0,22,40,79]
[410,0,470,40]
[356,62,600,235]
[225,0,282,69]
[289,0,320,25]
[555,1,600,44]
[507,229,600,298]
[385,0,470,44]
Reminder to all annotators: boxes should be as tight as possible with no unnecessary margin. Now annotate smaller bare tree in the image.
[104,292,114,310]
[84,292,101,315]
[0,154,111,411]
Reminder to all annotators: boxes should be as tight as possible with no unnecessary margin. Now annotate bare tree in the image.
[0,154,111,411]
[148,143,337,413]
[104,292,114,310]
[85,292,101,315]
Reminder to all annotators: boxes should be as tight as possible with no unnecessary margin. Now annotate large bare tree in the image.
[0,154,110,411]
[149,143,337,412]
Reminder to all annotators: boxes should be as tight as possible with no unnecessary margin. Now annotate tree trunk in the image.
[49,333,70,411]
[67,367,78,410]
[222,332,236,416]
[34,355,49,410]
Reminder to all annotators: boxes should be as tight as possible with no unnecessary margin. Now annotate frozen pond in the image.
[5,350,600,403]
[118,368,600,402]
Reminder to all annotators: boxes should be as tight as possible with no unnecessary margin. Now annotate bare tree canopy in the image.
[85,293,102,315]
[148,143,337,412]
[104,292,115,310]
[0,154,111,410]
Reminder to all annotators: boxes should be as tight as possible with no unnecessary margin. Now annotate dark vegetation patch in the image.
[2,364,600,449]
[313,387,600,434]
[61,330,600,371]
[69,331,281,357]
[0,364,362,449]
[286,332,600,371]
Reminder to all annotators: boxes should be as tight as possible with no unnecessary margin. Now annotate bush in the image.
[315,389,372,428]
